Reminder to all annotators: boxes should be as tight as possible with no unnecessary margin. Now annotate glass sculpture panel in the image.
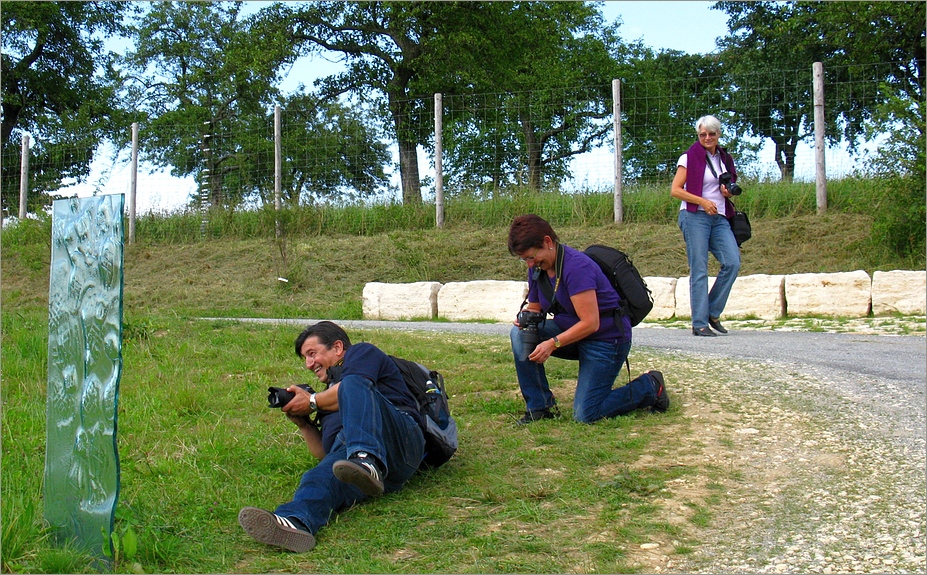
[44,195,124,557]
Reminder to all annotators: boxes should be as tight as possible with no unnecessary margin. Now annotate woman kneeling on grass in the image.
[507,214,669,425]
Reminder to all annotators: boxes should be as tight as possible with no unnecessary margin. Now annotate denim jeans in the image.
[510,323,657,423]
[677,210,741,329]
[274,374,424,534]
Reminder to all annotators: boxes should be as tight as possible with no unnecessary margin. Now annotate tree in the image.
[434,2,625,192]
[280,2,446,205]
[713,2,832,181]
[1,1,131,214]
[619,47,727,181]
[277,93,391,205]
[122,2,293,209]
[282,2,630,200]
[713,1,926,181]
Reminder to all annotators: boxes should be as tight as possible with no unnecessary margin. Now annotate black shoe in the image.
[708,318,728,334]
[648,371,669,413]
[238,507,316,553]
[516,406,559,425]
[692,326,717,337]
[333,452,385,496]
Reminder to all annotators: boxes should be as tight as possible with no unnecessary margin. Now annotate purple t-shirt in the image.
[526,244,631,344]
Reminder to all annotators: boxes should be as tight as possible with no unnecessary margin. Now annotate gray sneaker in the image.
[238,507,315,553]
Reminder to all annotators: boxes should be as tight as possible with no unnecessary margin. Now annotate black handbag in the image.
[728,205,751,247]
[704,151,751,247]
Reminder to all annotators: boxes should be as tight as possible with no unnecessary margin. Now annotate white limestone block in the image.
[643,276,677,320]
[674,276,715,319]
[872,270,927,316]
[674,274,785,320]
[438,280,528,323]
[724,274,786,320]
[362,281,441,320]
[785,270,872,318]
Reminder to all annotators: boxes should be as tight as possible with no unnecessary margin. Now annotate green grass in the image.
[3,313,704,573]
[1,178,924,573]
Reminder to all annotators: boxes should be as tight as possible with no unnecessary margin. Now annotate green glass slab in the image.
[44,195,125,558]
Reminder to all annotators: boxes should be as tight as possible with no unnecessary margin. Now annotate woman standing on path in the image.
[671,115,742,337]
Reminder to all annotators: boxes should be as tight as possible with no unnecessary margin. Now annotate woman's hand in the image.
[527,337,558,363]
[528,290,600,363]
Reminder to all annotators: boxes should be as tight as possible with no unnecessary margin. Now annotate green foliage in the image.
[101,507,143,574]
[870,174,927,258]
[620,48,725,181]
[122,2,296,209]
[0,1,134,213]
[713,0,926,181]
[435,2,622,192]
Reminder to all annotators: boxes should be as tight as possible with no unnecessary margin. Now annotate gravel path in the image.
[209,316,926,572]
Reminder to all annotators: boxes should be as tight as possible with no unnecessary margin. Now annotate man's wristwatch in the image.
[308,393,318,412]
[552,336,561,348]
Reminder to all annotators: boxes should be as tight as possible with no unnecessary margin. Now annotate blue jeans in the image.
[510,323,657,423]
[274,375,424,534]
[677,210,741,329]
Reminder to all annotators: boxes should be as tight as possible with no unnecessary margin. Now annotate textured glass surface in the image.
[44,195,124,557]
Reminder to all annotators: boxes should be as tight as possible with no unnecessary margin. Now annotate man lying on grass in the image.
[239,321,425,552]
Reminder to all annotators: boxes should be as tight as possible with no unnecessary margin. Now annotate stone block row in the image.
[362,270,926,322]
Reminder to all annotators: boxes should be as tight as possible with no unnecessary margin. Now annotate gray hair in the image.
[695,115,722,136]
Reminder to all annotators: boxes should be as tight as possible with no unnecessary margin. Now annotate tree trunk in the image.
[520,113,543,191]
[389,92,422,205]
[773,138,797,182]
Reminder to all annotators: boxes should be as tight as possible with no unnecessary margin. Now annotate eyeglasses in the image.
[698,131,718,139]
[519,246,541,263]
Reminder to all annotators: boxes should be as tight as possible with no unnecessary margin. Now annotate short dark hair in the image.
[294,321,352,357]
[507,214,559,256]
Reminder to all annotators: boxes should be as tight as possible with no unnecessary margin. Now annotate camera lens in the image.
[268,387,295,408]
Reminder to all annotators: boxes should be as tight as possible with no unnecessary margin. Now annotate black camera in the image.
[719,172,742,196]
[516,310,546,361]
[267,384,313,408]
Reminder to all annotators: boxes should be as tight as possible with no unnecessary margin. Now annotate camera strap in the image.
[704,152,740,214]
[704,152,726,180]
[536,244,564,316]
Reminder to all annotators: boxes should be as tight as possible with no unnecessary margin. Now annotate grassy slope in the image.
[2,212,916,320]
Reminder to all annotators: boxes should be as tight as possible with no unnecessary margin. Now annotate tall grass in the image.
[4,176,915,249]
[124,176,909,244]
[121,180,848,243]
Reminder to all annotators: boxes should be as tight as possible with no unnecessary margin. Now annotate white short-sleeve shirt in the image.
[677,152,728,216]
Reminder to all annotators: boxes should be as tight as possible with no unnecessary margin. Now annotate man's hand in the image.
[282,385,313,416]
[285,412,315,430]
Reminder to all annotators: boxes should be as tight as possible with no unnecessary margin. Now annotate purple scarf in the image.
[684,140,738,217]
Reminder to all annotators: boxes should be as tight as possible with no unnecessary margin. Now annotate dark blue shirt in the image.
[318,342,422,453]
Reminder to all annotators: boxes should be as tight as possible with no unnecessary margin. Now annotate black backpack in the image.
[583,245,653,326]
[537,245,653,327]
[389,356,458,469]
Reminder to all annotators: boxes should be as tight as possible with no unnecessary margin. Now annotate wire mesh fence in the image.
[1,60,914,223]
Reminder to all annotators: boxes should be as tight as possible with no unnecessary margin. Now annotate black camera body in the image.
[719,172,742,196]
[516,310,546,360]
[267,384,314,408]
